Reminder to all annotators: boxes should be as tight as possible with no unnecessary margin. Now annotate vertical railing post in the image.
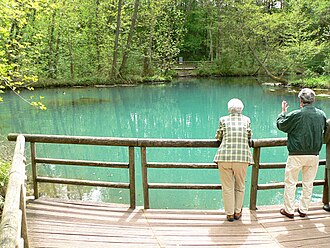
[323,168,329,205]
[323,142,329,205]
[20,184,29,248]
[128,146,136,209]
[250,147,260,210]
[141,147,149,209]
[30,142,38,199]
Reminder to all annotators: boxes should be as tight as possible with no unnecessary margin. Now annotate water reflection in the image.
[1,78,329,209]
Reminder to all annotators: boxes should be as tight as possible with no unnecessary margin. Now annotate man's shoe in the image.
[297,209,306,217]
[234,211,242,220]
[227,215,234,222]
[323,204,330,212]
[280,208,294,219]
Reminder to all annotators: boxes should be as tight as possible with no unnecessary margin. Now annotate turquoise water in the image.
[1,78,329,209]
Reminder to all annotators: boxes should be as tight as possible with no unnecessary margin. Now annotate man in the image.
[277,88,326,219]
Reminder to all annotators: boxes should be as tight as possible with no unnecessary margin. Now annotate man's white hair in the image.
[228,98,244,114]
[298,88,315,104]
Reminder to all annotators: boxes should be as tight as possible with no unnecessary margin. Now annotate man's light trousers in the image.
[283,155,319,215]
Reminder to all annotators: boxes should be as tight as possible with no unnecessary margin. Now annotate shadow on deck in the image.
[27,198,330,248]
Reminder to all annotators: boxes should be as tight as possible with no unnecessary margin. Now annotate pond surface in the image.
[1,77,329,209]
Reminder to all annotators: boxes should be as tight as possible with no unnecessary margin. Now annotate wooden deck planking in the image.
[253,205,330,248]
[26,198,330,248]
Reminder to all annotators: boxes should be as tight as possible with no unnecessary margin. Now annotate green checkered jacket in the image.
[213,113,253,164]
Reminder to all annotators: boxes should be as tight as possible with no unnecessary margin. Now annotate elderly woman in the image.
[214,98,253,222]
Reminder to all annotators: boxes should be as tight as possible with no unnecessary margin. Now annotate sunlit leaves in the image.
[0,0,47,108]
[29,95,47,110]
[31,100,47,110]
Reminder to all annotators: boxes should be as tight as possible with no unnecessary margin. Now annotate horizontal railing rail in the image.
[6,133,328,211]
[0,135,29,248]
[7,133,218,147]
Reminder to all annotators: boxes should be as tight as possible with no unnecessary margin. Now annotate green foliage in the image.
[145,0,185,75]
[0,195,4,214]
[143,75,172,83]
[0,0,329,88]
[0,137,15,188]
[197,61,222,76]
[0,137,16,214]
[177,0,330,82]
[0,0,47,109]
[324,57,330,75]
[0,161,10,215]
[0,161,10,197]
[179,8,208,60]
[290,75,330,88]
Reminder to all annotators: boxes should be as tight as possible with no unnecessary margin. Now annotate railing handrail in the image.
[5,133,328,211]
[0,135,29,248]
[7,133,287,148]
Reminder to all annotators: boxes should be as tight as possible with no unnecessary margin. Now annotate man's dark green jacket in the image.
[277,105,326,155]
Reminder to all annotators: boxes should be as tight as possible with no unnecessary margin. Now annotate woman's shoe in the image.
[234,211,242,220]
[227,215,234,222]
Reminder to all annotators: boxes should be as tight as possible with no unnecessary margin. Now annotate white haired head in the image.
[228,98,244,114]
[298,88,315,104]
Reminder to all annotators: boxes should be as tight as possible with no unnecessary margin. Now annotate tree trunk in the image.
[240,27,288,84]
[207,2,214,62]
[54,31,60,79]
[142,47,152,77]
[209,29,213,61]
[7,22,19,70]
[246,40,288,84]
[95,0,101,73]
[142,0,153,77]
[48,11,56,79]
[111,0,123,78]
[182,0,194,24]
[68,35,74,80]
[216,0,222,61]
[6,6,35,75]
[118,0,140,77]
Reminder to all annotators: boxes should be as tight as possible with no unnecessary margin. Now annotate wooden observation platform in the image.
[26,198,330,248]
[1,134,330,248]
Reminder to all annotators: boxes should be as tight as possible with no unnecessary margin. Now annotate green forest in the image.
[0,0,330,222]
[1,0,330,94]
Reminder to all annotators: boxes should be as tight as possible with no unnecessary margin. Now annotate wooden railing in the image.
[9,134,137,209]
[6,133,328,211]
[250,139,326,210]
[139,139,220,209]
[0,135,29,248]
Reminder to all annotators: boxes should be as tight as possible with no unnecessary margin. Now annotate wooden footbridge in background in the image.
[1,134,330,248]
